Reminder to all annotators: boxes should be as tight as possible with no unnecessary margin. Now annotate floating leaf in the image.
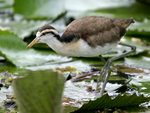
[130,74,150,94]
[101,36,149,59]
[128,18,150,36]
[66,1,150,21]
[13,70,65,113]
[0,19,49,39]
[73,93,150,113]
[14,0,65,19]
[65,0,134,11]
[137,0,150,5]
[0,30,72,67]
[119,36,150,54]
[93,2,150,20]
[125,56,150,69]
[0,0,13,7]
[0,0,13,14]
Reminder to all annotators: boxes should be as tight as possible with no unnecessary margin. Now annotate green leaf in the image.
[130,74,150,94]
[66,1,150,21]
[73,93,150,113]
[12,70,65,113]
[102,36,150,58]
[0,0,13,8]
[137,0,150,5]
[121,36,150,54]
[0,30,71,67]
[0,0,13,14]
[128,18,150,36]
[65,0,135,11]
[14,0,65,19]
[125,56,150,69]
[93,2,150,20]
[0,19,49,39]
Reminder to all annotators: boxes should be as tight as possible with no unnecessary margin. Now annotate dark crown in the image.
[38,25,55,32]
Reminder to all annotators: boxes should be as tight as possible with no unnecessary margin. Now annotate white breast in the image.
[46,37,118,57]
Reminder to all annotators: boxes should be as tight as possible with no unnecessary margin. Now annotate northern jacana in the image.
[27,16,136,97]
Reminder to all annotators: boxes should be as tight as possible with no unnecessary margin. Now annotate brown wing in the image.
[61,16,134,47]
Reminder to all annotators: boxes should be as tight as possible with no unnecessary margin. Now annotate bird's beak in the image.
[27,37,40,49]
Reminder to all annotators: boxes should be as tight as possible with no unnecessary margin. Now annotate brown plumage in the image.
[38,25,55,32]
[27,16,136,96]
[27,16,134,57]
[61,16,134,47]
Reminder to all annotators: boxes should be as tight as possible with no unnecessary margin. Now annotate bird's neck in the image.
[44,35,66,55]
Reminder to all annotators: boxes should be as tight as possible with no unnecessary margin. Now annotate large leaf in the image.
[128,18,150,36]
[121,36,150,54]
[12,70,65,113]
[0,0,13,8]
[125,56,150,69]
[102,36,150,58]
[0,30,71,67]
[14,0,65,19]
[65,0,134,11]
[73,93,150,112]
[0,0,13,14]
[130,73,150,94]
[93,2,150,20]
[66,1,150,21]
[0,19,49,39]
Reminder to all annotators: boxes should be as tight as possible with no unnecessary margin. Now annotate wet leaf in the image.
[93,2,150,20]
[130,74,150,94]
[13,70,65,113]
[137,0,150,5]
[63,81,122,102]
[65,0,134,11]
[0,86,13,106]
[73,93,150,113]
[14,0,65,19]
[103,36,150,58]
[66,1,150,22]
[128,18,150,36]
[24,61,90,72]
[0,0,13,8]
[125,56,150,69]
[0,30,72,67]
[0,19,49,39]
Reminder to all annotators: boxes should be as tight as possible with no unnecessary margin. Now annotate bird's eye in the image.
[42,33,47,36]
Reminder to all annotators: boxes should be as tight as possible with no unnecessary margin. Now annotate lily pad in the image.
[0,86,13,104]
[0,0,13,8]
[66,0,150,22]
[120,36,150,54]
[128,18,150,36]
[73,93,150,112]
[0,19,49,39]
[24,60,90,72]
[94,2,150,20]
[65,0,135,11]
[0,30,71,67]
[102,36,150,58]
[63,80,122,102]
[125,56,150,69]
[130,74,150,94]
[13,70,65,113]
[14,0,65,19]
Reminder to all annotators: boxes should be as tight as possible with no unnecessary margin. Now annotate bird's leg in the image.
[96,55,107,89]
[97,55,115,89]
[97,42,136,97]
[99,55,116,72]
[99,55,106,64]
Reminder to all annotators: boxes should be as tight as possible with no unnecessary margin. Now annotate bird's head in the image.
[27,25,60,49]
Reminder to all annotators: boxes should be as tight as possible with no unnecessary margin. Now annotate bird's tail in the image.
[122,18,134,28]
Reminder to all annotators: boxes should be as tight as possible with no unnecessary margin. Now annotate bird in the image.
[27,16,136,97]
